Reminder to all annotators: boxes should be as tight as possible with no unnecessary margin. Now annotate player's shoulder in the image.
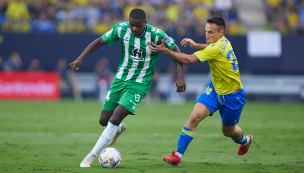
[147,24,166,37]
[113,21,129,29]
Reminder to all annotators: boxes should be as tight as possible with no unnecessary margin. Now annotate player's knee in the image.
[187,113,201,127]
[99,118,108,126]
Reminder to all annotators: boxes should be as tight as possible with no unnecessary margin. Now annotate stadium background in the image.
[0,1,304,172]
[1,0,304,102]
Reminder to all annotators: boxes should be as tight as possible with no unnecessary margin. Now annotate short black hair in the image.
[129,8,146,21]
[207,16,225,31]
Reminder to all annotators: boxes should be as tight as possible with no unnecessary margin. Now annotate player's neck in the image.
[135,25,147,38]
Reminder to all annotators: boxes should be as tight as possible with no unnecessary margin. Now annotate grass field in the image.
[0,101,304,173]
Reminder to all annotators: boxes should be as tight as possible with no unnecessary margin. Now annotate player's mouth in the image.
[132,32,139,36]
[206,38,210,44]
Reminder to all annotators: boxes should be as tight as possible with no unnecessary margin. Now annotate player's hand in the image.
[176,77,186,93]
[150,39,167,54]
[180,38,197,48]
[69,59,82,71]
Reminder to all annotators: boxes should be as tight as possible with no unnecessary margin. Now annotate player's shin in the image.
[88,121,119,161]
[176,126,196,159]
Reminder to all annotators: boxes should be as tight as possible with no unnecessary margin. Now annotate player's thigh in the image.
[219,89,246,126]
[102,80,124,112]
[195,83,220,116]
[118,90,146,115]
[219,106,243,126]
[188,102,211,125]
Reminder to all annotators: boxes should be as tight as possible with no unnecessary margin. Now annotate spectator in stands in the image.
[227,18,247,36]
[299,2,304,33]
[0,0,7,25]
[3,51,23,71]
[0,0,247,36]
[214,0,232,22]
[287,6,300,35]
[2,0,31,33]
[31,11,56,34]
[27,59,45,72]
[93,57,112,102]
[55,58,82,101]
[5,0,30,22]
[84,1,100,30]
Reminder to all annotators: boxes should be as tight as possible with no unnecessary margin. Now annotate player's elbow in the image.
[183,58,192,65]
[182,55,196,65]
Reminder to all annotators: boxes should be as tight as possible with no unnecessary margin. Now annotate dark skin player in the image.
[69,16,186,127]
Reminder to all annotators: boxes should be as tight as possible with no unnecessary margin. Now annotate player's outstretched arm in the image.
[69,37,106,71]
[172,45,186,93]
[150,40,199,65]
[180,38,208,50]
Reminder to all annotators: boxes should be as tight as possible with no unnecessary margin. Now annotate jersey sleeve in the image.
[101,23,121,46]
[157,30,176,50]
[194,44,219,62]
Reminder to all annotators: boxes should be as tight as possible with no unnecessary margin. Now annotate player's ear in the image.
[220,29,224,36]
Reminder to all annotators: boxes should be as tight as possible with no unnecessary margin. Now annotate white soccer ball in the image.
[99,147,121,168]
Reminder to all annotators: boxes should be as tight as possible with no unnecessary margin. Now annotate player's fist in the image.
[69,59,82,71]
[180,38,197,48]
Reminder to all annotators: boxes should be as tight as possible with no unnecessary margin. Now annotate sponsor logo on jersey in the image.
[164,36,173,45]
[211,44,215,47]
[130,48,144,61]
[105,29,113,37]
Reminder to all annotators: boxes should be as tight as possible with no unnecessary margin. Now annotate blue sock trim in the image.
[233,133,248,145]
[183,126,194,132]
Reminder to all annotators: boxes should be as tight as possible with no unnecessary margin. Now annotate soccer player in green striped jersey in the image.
[69,9,186,167]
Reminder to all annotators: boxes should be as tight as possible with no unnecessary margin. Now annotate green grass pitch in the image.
[0,101,304,173]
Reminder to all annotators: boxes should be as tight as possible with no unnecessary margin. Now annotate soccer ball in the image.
[99,147,121,168]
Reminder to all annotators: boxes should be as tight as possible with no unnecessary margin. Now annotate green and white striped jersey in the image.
[101,21,175,86]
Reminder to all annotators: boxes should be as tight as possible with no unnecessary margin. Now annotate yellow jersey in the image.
[194,36,242,95]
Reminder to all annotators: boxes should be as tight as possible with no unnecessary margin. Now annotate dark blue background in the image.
[0,33,303,74]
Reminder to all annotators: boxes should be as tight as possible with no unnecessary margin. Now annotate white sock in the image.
[176,152,183,159]
[86,152,96,161]
[89,122,119,158]
[101,124,122,134]
[116,124,123,134]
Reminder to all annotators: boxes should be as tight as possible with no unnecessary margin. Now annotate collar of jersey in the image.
[135,25,147,38]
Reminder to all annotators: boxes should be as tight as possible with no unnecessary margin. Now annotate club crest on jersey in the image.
[105,29,113,37]
[164,36,173,45]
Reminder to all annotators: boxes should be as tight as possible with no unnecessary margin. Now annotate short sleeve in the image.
[194,44,218,62]
[157,30,176,50]
[101,23,121,46]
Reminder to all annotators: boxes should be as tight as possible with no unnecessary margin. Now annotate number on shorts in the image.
[135,94,140,102]
[105,90,111,101]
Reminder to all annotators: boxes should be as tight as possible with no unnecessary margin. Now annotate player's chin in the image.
[132,33,139,37]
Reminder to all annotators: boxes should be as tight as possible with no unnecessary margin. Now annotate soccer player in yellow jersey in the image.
[150,16,253,166]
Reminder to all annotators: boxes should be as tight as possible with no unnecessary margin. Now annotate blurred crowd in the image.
[0,0,245,36]
[264,0,304,35]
